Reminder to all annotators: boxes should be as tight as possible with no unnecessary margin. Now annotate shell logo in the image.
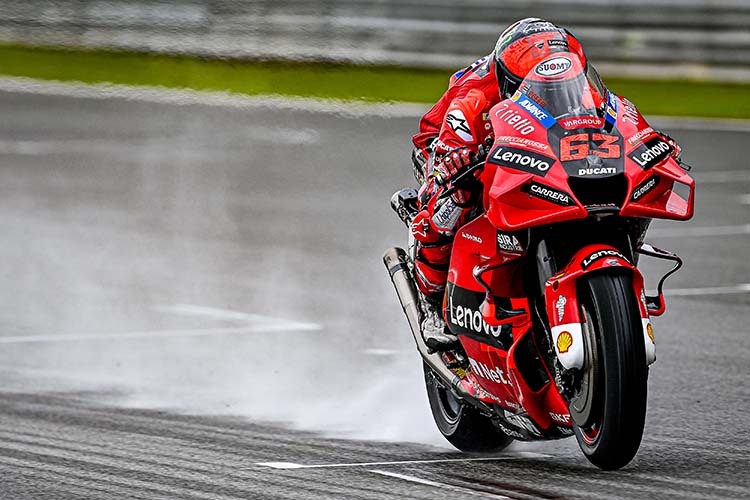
[557,331,573,353]
[647,323,655,344]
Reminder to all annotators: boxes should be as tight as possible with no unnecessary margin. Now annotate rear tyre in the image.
[423,362,513,453]
[572,271,648,470]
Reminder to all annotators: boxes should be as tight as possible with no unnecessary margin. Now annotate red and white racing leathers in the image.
[410,55,503,300]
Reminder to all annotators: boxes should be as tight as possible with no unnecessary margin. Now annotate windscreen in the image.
[513,54,608,121]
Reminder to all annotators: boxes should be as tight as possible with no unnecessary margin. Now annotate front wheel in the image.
[423,362,513,453]
[571,271,648,470]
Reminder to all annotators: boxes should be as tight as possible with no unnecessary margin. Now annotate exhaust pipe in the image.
[383,247,468,396]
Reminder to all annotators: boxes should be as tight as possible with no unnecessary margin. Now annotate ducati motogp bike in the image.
[384,55,695,470]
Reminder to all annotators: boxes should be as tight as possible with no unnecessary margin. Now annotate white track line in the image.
[665,284,750,296]
[649,224,750,238]
[254,452,549,469]
[739,194,750,204]
[0,323,321,345]
[369,470,512,499]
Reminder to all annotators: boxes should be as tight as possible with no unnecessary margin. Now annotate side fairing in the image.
[615,96,695,220]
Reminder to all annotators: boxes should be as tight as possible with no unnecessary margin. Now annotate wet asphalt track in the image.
[0,88,748,499]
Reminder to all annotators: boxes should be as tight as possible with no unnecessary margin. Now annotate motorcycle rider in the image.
[410,18,589,350]
[411,18,683,351]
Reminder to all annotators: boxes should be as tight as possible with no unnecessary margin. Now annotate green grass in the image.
[1,43,748,118]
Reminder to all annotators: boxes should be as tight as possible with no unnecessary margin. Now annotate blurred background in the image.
[2,0,750,80]
[1,0,749,117]
[0,2,748,499]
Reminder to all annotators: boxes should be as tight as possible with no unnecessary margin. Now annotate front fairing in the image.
[484,85,694,232]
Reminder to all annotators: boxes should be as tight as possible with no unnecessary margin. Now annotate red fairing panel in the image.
[447,215,571,431]
[505,328,571,430]
[460,336,517,406]
[481,95,694,230]
[447,214,525,294]
[460,328,571,431]
[483,100,588,232]
[616,97,695,220]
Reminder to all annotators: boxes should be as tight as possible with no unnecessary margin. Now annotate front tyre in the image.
[572,272,648,470]
[423,362,513,453]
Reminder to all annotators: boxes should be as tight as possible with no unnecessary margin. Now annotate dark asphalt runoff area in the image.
[0,87,748,499]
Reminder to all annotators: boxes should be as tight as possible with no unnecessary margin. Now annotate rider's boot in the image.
[419,292,459,352]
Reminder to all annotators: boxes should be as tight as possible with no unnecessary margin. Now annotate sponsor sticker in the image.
[547,39,569,49]
[559,116,605,130]
[552,323,584,369]
[429,137,450,154]
[622,98,640,125]
[495,136,549,151]
[628,136,673,170]
[497,232,523,252]
[461,232,482,244]
[627,127,655,146]
[525,89,548,108]
[448,294,504,339]
[474,58,492,78]
[605,92,618,125]
[468,356,512,386]
[631,175,660,201]
[549,412,571,424]
[647,323,655,344]
[489,146,556,176]
[510,92,556,129]
[555,295,567,322]
[522,182,574,206]
[432,198,462,229]
[578,166,617,176]
[556,331,573,353]
[446,110,474,142]
[534,56,573,77]
[494,102,537,135]
[523,21,558,34]
[504,400,521,411]
[581,249,628,269]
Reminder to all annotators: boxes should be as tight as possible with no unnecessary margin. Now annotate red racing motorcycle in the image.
[384,54,695,470]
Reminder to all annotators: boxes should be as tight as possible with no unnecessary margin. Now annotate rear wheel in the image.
[423,363,513,453]
[570,271,648,470]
